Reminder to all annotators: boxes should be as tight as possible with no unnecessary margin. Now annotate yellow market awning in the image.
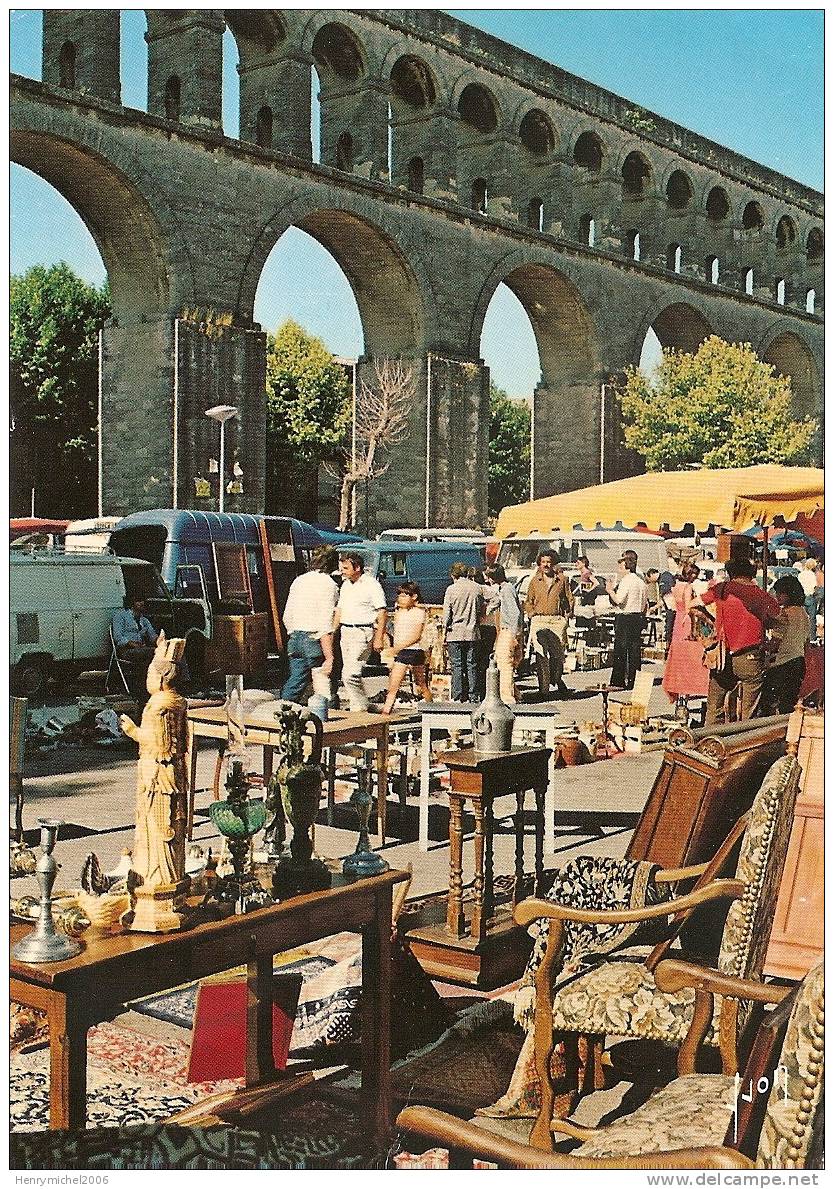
[494,465,824,538]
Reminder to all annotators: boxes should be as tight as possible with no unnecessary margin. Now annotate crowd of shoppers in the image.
[274,542,821,724]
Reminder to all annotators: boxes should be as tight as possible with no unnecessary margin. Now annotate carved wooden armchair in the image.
[396,960,823,1169]
[479,750,800,1131]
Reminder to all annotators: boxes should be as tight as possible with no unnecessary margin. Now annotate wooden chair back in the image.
[626,719,787,871]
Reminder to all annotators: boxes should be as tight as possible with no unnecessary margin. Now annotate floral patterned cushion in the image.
[575,1073,735,1159]
[550,960,696,1043]
[717,755,800,980]
[757,963,824,1169]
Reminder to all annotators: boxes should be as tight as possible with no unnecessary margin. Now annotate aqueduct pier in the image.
[11,9,823,526]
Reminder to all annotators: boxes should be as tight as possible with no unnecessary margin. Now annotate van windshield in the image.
[497,539,572,569]
[120,564,169,602]
[110,526,167,572]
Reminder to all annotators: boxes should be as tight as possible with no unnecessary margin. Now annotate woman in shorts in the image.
[381,582,433,713]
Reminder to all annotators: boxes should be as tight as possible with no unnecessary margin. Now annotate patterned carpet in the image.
[11,1016,245,1133]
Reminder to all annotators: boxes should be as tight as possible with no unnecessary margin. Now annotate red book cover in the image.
[187,974,302,1083]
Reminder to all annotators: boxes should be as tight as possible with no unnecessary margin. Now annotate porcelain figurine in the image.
[120,633,190,932]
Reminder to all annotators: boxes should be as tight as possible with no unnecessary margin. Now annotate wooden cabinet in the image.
[765,708,823,980]
[205,613,268,677]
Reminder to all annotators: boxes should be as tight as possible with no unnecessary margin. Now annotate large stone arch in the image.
[10,128,173,322]
[469,252,602,495]
[759,324,822,425]
[470,254,599,390]
[237,196,432,355]
[298,13,371,76]
[223,10,287,61]
[633,298,714,362]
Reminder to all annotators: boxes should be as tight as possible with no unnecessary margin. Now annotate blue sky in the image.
[10,8,823,396]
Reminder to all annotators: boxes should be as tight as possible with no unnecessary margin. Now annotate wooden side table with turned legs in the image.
[407,745,550,990]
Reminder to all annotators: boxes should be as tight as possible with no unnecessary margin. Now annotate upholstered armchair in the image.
[482,751,801,1133]
[397,960,824,1170]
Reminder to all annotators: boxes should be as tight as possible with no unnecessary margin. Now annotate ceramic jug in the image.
[472,659,515,753]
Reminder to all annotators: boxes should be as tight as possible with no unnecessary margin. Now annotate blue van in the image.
[108,510,359,616]
[345,541,485,606]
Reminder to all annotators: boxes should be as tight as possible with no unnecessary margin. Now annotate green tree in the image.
[10,263,111,516]
[618,335,819,471]
[265,319,352,517]
[488,382,531,518]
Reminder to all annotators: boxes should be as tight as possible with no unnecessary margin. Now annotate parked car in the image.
[345,540,484,606]
[10,551,210,696]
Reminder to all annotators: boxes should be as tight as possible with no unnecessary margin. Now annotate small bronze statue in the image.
[120,633,190,932]
[272,702,332,899]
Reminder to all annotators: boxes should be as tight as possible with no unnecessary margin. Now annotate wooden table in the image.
[417,702,574,853]
[408,746,550,989]
[11,870,408,1151]
[186,705,417,846]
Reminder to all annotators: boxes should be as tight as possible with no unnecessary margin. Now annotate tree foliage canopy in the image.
[10,263,111,515]
[264,319,353,518]
[618,335,818,471]
[265,319,352,462]
[488,382,531,518]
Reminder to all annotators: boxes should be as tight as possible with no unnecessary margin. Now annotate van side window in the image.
[391,553,407,576]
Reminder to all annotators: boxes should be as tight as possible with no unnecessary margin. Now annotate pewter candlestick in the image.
[12,820,83,962]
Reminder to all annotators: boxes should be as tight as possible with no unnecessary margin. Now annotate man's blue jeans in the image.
[281,631,323,703]
[448,640,477,702]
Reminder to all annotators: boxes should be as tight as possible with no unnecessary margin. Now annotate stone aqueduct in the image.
[11,8,823,526]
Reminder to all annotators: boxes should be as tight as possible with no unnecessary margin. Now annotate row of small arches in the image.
[53,21,822,270]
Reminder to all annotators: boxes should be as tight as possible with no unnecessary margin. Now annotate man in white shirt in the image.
[798,558,820,640]
[334,552,388,712]
[280,546,339,704]
[606,555,648,689]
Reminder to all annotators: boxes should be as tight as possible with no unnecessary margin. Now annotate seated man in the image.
[112,596,158,699]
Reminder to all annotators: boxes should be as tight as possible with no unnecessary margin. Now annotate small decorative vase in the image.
[207,760,272,914]
[472,659,515,753]
[343,752,389,881]
[272,704,332,898]
[12,820,84,962]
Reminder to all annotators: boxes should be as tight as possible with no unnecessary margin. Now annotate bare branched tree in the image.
[327,358,415,531]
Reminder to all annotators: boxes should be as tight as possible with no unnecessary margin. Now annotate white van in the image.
[497,530,669,599]
[10,552,210,696]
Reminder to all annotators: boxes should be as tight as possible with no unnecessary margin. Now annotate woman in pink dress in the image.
[662,563,710,704]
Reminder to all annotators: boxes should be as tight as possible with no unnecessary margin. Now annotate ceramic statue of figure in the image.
[120,633,190,931]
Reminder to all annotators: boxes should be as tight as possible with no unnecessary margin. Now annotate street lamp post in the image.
[204,405,238,513]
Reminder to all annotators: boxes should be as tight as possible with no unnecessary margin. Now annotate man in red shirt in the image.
[693,557,781,724]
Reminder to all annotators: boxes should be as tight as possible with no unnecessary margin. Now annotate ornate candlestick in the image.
[207,759,271,914]
[12,820,84,962]
[343,752,389,881]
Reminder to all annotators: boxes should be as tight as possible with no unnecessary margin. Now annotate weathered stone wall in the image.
[14,9,824,526]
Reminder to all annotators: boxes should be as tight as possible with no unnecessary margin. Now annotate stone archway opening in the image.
[11,130,177,519]
[648,301,713,356]
[10,131,170,322]
[762,331,821,429]
[251,206,427,522]
[479,283,538,516]
[638,302,714,388]
[476,262,600,499]
[10,163,112,518]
